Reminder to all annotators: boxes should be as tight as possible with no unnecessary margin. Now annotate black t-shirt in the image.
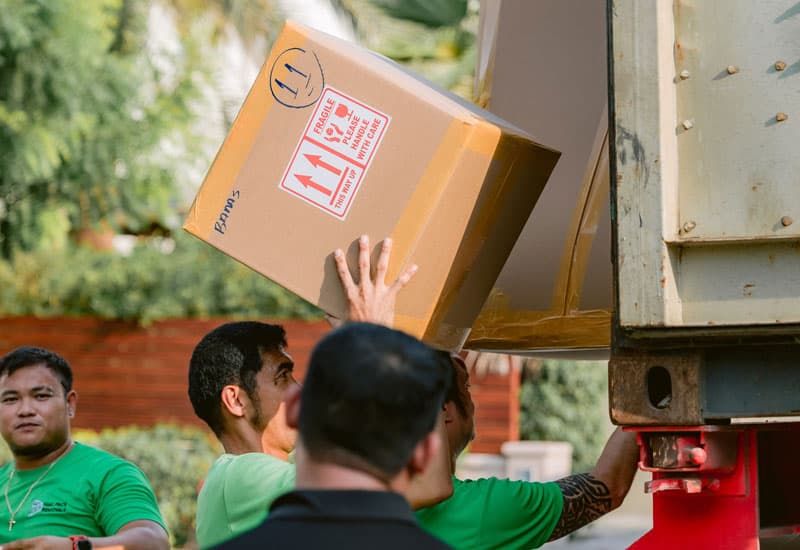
[214,489,451,549]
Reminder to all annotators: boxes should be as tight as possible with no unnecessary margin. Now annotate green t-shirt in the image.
[0,442,166,543]
[416,477,563,550]
[196,452,296,549]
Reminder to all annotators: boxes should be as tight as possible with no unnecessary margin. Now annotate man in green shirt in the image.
[416,354,640,549]
[189,321,298,548]
[0,346,168,550]
[188,235,426,548]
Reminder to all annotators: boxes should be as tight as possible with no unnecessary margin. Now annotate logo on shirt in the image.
[28,500,43,517]
[27,500,67,516]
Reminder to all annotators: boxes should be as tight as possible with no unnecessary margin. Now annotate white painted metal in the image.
[613,0,800,329]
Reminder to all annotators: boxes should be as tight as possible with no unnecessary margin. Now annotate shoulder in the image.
[70,442,138,471]
[219,453,295,481]
[68,442,152,486]
[430,477,562,549]
[204,453,295,503]
[454,476,559,500]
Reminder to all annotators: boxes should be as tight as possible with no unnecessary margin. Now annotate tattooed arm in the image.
[547,428,639,541]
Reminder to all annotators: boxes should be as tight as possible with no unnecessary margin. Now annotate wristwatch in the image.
[69,535,92,550]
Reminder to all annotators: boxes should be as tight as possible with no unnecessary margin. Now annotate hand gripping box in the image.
[184,21,560,350]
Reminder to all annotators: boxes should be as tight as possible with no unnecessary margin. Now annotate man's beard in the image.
[10,438,61,458]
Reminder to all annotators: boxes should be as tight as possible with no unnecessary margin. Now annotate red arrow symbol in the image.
[295,174,332,196]
[304,153,342,176]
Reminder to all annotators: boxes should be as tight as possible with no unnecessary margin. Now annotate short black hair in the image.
[188,322,287,435]
[299,323,451,479]
[0,346,73,394]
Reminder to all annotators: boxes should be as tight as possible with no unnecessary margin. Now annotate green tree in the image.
[0,232,321,323]
[334,0,478,98]
[519,360,608,473]
[0,0,197,256]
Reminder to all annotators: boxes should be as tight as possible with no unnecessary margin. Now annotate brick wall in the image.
[0,317,517,453]
[463,356,520,454]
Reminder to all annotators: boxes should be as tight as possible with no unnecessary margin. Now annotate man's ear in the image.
[220,385,247,418]
[442,400,456,424]
[284,384,302,430]
[409,429,440,477]
[66,390,77,418]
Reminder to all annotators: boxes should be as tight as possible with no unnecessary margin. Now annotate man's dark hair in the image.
[436,351,469,417]
[299,323,451,480]
[0,346,73,394]
[188,322,287,435]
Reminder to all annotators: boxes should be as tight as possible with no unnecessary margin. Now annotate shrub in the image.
[0,232,322,323]
[519,360,608,473]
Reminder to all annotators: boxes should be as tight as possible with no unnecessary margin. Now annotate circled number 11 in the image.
[274,63,309,99]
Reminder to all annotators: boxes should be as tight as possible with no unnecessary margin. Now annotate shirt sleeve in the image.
[223,454,296,536]
[475,478,564,549]
[95,461,167,535]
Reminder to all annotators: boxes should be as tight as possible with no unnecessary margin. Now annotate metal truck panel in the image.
[611,0,800,331]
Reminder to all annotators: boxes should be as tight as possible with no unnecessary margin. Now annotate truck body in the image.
[476,1,800,547]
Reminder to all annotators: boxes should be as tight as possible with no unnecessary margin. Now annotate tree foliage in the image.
[0,0,198,256]
[0,232,321,323]
[335,0,478,97]
[519,360,609,473]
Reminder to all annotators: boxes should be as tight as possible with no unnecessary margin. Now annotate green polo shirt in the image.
[417,476,563,549]
[195,453,296,549]
[0,442,166,543]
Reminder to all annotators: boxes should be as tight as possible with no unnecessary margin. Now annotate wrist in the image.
[69,535,92,550]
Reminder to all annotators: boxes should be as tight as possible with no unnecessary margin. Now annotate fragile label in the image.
[279,87,390,219]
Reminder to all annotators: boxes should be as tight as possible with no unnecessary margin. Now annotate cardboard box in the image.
[184,21,559,350]
[466,0,612,357]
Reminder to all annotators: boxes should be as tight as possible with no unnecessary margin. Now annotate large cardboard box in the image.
[184,21,560,350]
[466,0,612,357]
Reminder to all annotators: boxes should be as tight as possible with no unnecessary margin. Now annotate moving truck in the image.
[476,1,800,547]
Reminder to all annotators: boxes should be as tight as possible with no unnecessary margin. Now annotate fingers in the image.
[375,238,392,284]
[325,314,344,329]
[357,234,372,286]
[390,263,418,293]
[333,249,356,297]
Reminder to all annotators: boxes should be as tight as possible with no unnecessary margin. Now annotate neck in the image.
[295,446,407,494]
[219,427,289,461]
[14,439,73,471]
[262,446,289,461]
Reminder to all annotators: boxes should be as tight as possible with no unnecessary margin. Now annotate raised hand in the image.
[333,235,418,328]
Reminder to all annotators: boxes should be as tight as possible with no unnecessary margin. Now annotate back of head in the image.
[299,323,450,480]
[188,321,286,435]
[0,346,73,394]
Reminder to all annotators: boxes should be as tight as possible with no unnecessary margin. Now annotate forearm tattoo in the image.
[547,473,612,541]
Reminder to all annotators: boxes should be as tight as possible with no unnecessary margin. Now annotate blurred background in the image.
[0,1,646,547]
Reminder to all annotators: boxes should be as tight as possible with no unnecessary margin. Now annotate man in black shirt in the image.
[216,322,452,549]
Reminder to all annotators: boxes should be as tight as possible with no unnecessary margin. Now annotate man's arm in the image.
[90,520,169,550]
[547,428,639,542]
[333,234,417,327]
[0,521,168,550]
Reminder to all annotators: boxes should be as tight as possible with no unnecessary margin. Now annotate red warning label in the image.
[279,87,390,219]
